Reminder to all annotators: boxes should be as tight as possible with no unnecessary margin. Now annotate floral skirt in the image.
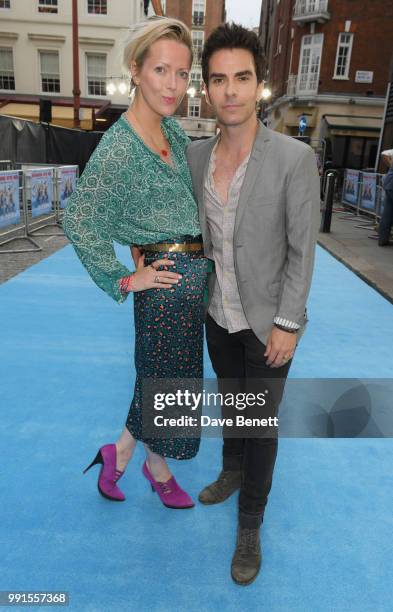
[125,235,208,459]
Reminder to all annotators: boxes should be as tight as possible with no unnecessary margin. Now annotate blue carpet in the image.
[0,244,392,611]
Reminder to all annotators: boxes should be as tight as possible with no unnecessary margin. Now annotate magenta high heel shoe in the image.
[142,460,194,509]
[83,444,125,502]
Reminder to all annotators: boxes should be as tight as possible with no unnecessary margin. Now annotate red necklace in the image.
[128,110,169,158]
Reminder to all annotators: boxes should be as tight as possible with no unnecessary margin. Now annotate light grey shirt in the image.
[205,140,251,332]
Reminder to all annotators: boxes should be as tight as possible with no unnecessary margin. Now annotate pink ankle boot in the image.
[83,444,125,501]
[142,460,194,509]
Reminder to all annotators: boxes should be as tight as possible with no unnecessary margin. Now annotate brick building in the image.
[162,0,226,137]
[259,0,393,170]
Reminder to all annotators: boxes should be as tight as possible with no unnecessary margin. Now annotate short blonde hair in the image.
[123,17,193,78]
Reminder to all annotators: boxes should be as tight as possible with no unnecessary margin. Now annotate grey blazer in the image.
[186,120,320,346]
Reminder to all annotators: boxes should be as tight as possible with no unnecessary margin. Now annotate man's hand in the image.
[264,327,297,368]
[131,246,143,266]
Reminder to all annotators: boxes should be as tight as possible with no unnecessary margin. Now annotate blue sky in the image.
[225,0,262,28]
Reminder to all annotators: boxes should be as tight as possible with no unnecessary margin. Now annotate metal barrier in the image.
[0,170,41,253]
[336,168,388,240]
[340,169,385,221]
[0,160,13,171]
[0,164,78,254]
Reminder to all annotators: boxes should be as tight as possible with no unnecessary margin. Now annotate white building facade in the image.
[0,0,146,129]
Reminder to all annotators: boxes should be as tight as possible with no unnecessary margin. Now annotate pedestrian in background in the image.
[378,148,393,246]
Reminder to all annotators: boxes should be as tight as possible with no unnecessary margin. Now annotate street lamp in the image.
[106,77,130,97]
[106,81,116,96]
[118,81,128,95]
[259,86,272,125]
[187,86,196,98]
[261,87,272,101]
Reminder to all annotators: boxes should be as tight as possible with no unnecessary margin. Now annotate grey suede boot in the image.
[231,525,262,586]
[198,470,241,505]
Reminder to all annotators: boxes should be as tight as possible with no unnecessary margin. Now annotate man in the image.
[378,149,393,246]
[186,23,320,585]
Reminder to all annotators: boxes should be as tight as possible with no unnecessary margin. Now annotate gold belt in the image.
[141,242,203,253]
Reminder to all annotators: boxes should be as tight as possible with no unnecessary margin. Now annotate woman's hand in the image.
[130,254,182,292]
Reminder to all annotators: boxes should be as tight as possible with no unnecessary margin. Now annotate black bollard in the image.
[320,172,336,233]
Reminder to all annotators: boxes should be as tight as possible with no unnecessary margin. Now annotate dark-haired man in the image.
[187,23,320,585]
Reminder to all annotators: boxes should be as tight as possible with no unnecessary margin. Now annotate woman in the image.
[63,17,208,509]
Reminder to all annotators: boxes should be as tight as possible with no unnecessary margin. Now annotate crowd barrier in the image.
[0,164,78,254]
[341,169,386,222]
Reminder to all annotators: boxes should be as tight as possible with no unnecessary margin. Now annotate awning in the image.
[0,102,93,130]
[324,114,382,138]
[284,108,318,127]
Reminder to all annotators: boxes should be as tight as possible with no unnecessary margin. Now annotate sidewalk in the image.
[0,226,68,285]
[318,205,393,305]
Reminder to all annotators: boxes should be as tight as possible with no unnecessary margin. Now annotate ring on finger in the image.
[154,275,160,283]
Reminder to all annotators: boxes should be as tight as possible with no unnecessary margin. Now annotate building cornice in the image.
[78,36,115,47]
[0,18,131,30]
[28,33,66,43]
[268,93,386,111]
[0,31,19,40]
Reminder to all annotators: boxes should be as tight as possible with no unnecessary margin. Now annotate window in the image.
[297,33,323,94]
[334,33,353,79]
[0,48,15,90]
[38,0,58,13]
[87,0,107,15]
[0,1,11,8]
[190,68,202,91]
[188,97,201,118]
[192,0,205,26]
[86,53,107,96]
[40,50,60,93]
[296,0,319,13]
[192,30,204,64]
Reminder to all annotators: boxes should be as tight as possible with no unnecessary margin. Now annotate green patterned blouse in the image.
[62,114,201,304]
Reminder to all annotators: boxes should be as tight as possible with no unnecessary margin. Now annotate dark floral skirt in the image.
[125,235,208,459]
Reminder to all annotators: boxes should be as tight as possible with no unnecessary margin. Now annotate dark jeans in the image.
[206,313,292,529]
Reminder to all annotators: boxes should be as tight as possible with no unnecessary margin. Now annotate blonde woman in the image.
[63,18,208,509]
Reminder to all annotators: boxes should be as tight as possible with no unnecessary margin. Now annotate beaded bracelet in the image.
[119,273,135,296]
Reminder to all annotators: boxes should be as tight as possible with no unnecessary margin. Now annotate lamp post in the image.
[72,0,80,129]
